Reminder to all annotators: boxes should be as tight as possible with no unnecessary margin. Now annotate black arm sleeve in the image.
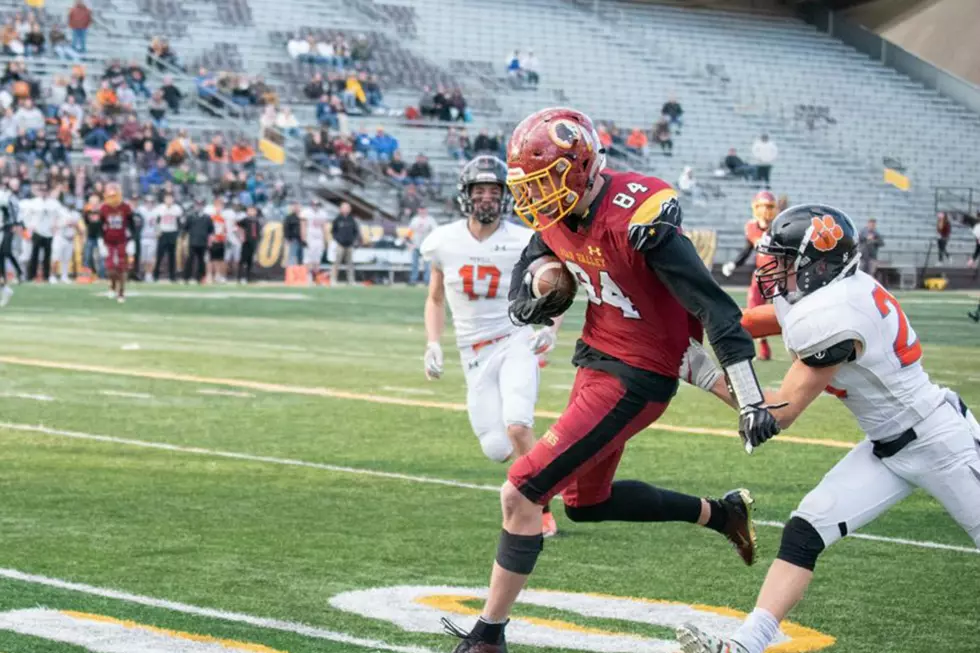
[508,232,556,301]
[800,340,856,368]
[645,231,756,367]
[732,239,754,267]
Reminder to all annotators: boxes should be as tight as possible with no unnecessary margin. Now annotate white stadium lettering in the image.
[329,586,835,653]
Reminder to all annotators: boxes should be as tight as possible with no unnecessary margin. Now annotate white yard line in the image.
[197,389,255,398]
[1,393,55,402]
[100,390,154,400]
[1,421,975,556]
[0,568,435,653]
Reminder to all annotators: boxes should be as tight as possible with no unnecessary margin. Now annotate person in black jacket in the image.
[183,200,213,283]
[0,185,22,306]
[236,204,262,283]
[330,202,358,286]
[283,202,304,266]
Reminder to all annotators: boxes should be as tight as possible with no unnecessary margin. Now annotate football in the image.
[528,255,577,299]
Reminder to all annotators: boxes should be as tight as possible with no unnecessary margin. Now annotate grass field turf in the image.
[0,284,977,653]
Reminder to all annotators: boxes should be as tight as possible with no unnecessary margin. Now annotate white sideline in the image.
[0,568,435,653]
[1,421,977,556]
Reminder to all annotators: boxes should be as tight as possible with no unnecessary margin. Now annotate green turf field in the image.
[0,283,977,653]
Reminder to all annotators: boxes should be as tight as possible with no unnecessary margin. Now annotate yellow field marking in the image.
[61,611,285,651]
[416,595,628,638]
[0,355,857,450]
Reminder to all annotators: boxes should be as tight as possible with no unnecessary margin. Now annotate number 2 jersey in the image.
[421,219,535,348]
[774,270,945,441]
[513,170,754,384]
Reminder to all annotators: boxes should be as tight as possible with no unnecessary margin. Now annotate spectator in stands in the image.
[370,127,398,164]
[305,129,336,170]
[230,76,254,110]
[398,183,422,221]
[165,129,197,166]
[351,34,371,63]
[67,0,91,54]
[24,19,44,57]
[207,135,229,163]
[316,94,338,130]
[936,212,951,264]
[148,90,167,129]
[161,75,183,113]
[330,201,358,286]
[751,133,777,189]
[970,219,980,269]
[506,50,521,80]
[858,218,884,279]
[287,34,310,60]
[118,113,142,148]
[661,96,683,135]
[626,128,648,157]
[364,74,384,110]
[275,106,300,139]
[419,85,437,119]
[14,98,43,137]
[445,127,464,161]
[652,117,673,156]
[305,73,324,101]
[127,61,151,99]
[99,138,123,174]
[677,166,706,206]
[407,153,432,189]
[521,50,539,87]
[473,128,495,155]
[722,147,754,179]
[385,150,408,183]
[195,68,221,115]
[231,138,256,170]
[457,127,473,160]
[335,35,351,68]
[343,72,368,114]
[0,109,16,148]
[408,206,435,286]
[49,24,76,61]
[449,87,467,122]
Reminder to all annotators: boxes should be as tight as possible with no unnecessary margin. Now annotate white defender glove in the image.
[424,341,443,380]
[530,328,557,356]
[722,261,736,277]
[679,337,723,391]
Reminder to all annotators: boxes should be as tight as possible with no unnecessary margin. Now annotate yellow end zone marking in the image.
[415,595,631,638]
[0,355,856,450]
[60,611,284,652]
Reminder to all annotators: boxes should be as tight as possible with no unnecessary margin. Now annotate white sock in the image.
[731,608,780,653]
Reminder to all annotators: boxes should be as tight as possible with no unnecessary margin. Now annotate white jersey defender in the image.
[775,270,980,547]
[421,218,541,462]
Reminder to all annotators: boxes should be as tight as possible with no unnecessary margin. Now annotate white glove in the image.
[722,261,736,277]
[943,387,980,437]
[679,337,723,391]
[530,328,557,356]
[424,341,443,380]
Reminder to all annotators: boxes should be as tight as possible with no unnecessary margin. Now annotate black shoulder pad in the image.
[626,187,682,251]
[801,340,857,368]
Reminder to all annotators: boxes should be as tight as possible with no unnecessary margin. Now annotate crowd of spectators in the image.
[504,49,539,88]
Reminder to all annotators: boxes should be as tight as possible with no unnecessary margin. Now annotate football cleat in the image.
[0,285,12,307]
[117,295,126,304]
[677,623,750,653]
[542,511,558,538]
[442,619,507,653]
[758,339,771,361]
[720,488,757,566]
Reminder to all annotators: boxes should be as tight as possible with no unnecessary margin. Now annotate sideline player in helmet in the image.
[442,108,779,653]
[99,183,134,303]
[676,204,980,653]
[421,155,561,539]
[721,190,778,360]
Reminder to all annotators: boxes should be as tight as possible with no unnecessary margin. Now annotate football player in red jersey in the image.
[721,191,778,360]
[441,108,781,653]
[99,183,133,303]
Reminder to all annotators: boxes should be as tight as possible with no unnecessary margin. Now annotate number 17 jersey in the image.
[421,219,534,348]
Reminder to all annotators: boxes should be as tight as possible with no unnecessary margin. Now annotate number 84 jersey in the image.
[774,270,946,441]
[421,219,535,348]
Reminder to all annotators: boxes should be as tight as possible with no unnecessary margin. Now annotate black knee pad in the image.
[495,529,544,575]
[777,516,826,571]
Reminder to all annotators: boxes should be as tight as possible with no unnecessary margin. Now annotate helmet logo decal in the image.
[809,215,844,252]
[548,120,580,150]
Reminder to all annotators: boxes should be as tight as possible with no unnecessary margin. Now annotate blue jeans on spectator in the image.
[319,113,339,130]
[287,240,303,266]
[367,150,391,164]
[342,90,357,112]
[447,145,463,160]
[72,28,87,53]
[150,117,168,131]
[54,43,80,60]
[310,153,336,169]
[667,115,683,133]
[410,248,429,286]
[83,237,104,277]
[130,80,151,99]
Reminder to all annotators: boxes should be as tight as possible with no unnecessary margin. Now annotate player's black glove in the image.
[508,277,574,327]
[738,403,783,449]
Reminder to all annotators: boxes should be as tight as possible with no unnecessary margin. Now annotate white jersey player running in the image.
[422,155,560,537]
[676,204,980,653]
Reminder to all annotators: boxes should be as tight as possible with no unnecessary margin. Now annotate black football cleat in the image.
[719,488,757,566]
[443,618,508,653]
